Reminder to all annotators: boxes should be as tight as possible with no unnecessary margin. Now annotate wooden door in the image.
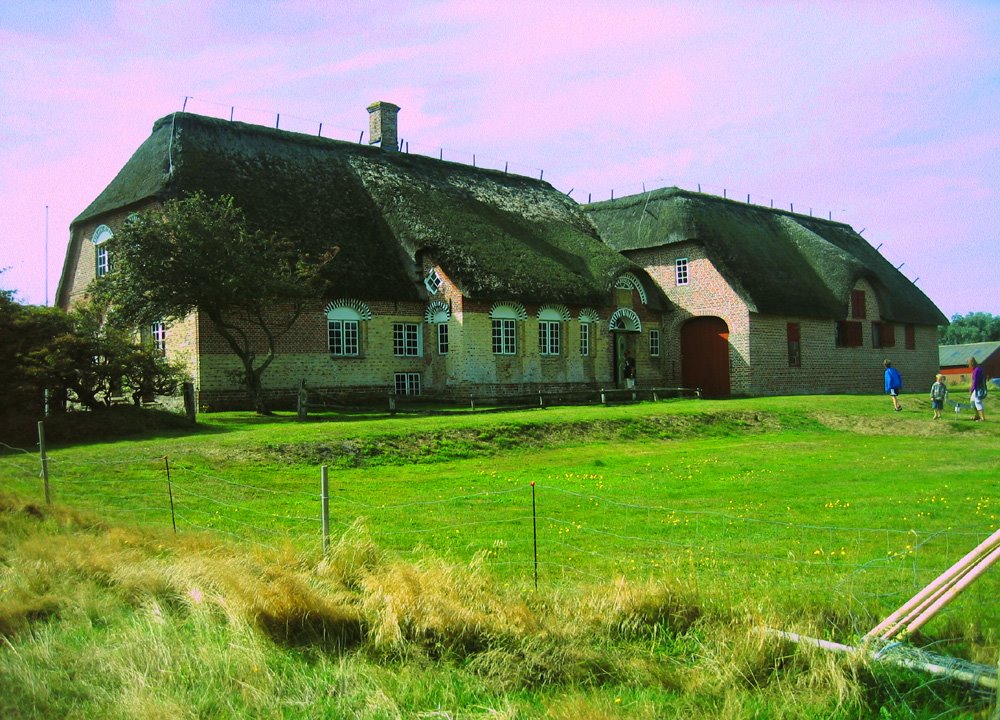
[681,317,730,398]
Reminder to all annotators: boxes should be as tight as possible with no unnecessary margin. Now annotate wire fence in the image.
[4,435,998,623]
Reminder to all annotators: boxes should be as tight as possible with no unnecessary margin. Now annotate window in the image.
[787,323,801,367]
[150,321,166,353]
[492,319,516,354]
[92,225,113,278]
[394,372,421,396]
[579,323,590,356]
[851,290,866,319]
[872,321,895,349]
[96,245,110,277]
[675,258,689,286]
[538,321,560,355]
[424,269,443,295]
[905,324,915,350]
[326,302,369,357]
[649,329,660,357]
[437,323,449,354]
[329,319,359,356]
[835,320,862,348]
[393,322,421,357]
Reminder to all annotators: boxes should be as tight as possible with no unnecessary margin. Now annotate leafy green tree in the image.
[93,193,337,414]
[939,312,1000,345]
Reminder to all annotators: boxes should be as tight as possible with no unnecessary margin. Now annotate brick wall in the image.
[625,246,941,396]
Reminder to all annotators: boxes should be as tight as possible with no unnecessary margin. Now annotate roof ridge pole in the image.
[182,96,188,112]
[276,113,280,129]
[230,106,234,122]
[318,122,323,137]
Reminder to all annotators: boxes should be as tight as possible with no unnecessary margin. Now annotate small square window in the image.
[835,320,862,348]
[394,372,421,396]
[424,269,444,295]
[675,258,689,286]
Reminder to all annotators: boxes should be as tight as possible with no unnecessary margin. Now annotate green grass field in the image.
[1,393,998,718]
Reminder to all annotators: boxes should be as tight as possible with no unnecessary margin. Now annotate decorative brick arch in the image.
[613,272,648,305]
[608,307,642,333]
[324,299,372,320]
[425,300,450,324]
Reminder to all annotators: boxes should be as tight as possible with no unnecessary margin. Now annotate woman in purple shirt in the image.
[969,357,987,422]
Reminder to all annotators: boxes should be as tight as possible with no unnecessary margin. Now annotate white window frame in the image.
[649,329,660,357]
[394,372,421,396]
[150,321,166,353]
[492,318,517,355]
[579,322,590,356]
[675,258,689,286]
[393,322,422,357]
[327,306,362,357]
[93,225,113,278]
[437,323,449,355]
[424,269,444,295]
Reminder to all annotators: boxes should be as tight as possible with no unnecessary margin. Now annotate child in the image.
[930,373,948,419]
[883,359,903,412]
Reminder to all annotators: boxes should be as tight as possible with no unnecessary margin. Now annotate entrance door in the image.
[681,317,730,398]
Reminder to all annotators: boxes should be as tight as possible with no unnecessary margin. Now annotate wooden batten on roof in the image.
[584,187,947,325]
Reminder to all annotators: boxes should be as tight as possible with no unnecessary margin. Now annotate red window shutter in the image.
[851,290,866,319]
[905,324,915,350]
[848,321,863,347]
[880,323,895,348]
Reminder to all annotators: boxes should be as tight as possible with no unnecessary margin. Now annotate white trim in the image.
[578,308,601,325]
[613,272,648,305]
[91,225,113,245]
[537,304,571,321]
[424,300,450,324]
[489,302,527,320]
[324,299,372,320]
[608,308,642,333]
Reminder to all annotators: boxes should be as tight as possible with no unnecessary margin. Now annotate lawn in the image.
[1,393,998,718]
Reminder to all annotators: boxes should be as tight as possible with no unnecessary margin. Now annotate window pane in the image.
[437,324,449,354]
[580,323,590,356]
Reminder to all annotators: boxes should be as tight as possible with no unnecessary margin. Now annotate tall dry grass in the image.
[0,492,990,718]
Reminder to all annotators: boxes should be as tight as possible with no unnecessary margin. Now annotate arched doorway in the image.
[609,308,641,387]
[681,316,730,398]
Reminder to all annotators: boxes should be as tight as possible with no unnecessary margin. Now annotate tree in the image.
[94,193,337,414]
[939,312,1000,345]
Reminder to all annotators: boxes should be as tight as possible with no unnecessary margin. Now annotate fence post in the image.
[531,481,538,591]
[164,455,177,533]
[183,382,196,422]
[388,394,397,416]
[297,379,308,421]
[37,421,50,505]
[600,388,607,405]
[538,390,544,408]
[321,465,330,556]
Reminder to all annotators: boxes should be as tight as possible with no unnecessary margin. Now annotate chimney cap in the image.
[367,101,400,113]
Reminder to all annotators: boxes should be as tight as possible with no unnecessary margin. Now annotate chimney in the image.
[367,101,400,152]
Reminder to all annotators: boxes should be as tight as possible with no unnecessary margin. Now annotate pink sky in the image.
[2,0,998,318]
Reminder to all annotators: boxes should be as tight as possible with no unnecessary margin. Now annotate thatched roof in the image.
[939,341,1000,368]
[71,113,645,307]
[585,187,947,325]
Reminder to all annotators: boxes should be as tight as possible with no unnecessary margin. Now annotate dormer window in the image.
[675,258,689,286]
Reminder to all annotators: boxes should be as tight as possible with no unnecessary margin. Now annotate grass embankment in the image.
[0,394,998,718]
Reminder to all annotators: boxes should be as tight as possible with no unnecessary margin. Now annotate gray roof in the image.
[65,113,658,309]
[939,341,1000,368]
[585,187,947,325]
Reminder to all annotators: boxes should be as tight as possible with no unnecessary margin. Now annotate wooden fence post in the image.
[37,421,50,505]
[321,466,330,556]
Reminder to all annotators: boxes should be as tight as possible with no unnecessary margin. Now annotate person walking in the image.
[884,359,903,412]
[930,373,947,420]
[969,357,987,422]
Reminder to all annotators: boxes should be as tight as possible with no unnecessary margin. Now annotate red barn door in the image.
[681,317,731,398]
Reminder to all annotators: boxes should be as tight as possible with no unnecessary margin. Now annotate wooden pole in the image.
[531,481,538,591]
[164,455,176,534]
[37,421,50,505]
[866,527,1000,641]
[321,466,330,556]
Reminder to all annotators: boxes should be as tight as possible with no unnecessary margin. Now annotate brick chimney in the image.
[367,101,400,152]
